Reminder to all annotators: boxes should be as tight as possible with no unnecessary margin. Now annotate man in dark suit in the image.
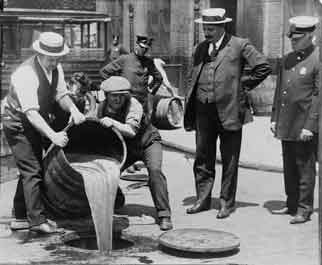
[184,8,271,218]
[271,16,319,224]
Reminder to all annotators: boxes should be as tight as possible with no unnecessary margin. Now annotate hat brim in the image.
[137,43,150,49]
[194,17,232,24]
[105,90,131,94]
[288,32,306,39]
[32,40,70,57]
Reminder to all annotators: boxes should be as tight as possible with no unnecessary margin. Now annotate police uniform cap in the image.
[288,16,319,38]
[100,76,131,94]
[136,35,153,48]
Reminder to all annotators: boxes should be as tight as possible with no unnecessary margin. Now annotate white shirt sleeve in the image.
[11,65,40,112]
[55,63,70,101]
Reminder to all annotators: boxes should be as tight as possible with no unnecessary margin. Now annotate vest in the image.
[196,60,216,103]
[97,98,160,149]
[5,56,58,125]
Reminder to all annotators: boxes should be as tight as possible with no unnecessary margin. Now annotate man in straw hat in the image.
[270,16,320,224]
[2,32,86,234]
[184,8,271,218]
[97,76,173,231]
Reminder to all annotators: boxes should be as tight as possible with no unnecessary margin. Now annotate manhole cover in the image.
[159,228,240,253]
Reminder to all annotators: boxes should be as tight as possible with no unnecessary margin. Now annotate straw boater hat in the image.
[101,76,131,94]
[195,8,232,24]
[287,16,319,38]
[32,32,70,57]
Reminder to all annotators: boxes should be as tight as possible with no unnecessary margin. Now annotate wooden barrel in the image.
[42,118,126,219]
[151,95,183,130]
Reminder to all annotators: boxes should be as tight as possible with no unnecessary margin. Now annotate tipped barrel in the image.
[42,118,126,219]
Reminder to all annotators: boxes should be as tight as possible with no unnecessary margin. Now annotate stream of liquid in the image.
[66,153,120,253]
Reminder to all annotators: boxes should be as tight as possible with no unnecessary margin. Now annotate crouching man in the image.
[97,76,173,231]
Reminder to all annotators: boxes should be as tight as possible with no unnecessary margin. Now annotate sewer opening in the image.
[64,235,134,250]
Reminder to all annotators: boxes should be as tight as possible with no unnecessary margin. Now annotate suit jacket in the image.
[184,34,272,131]
[271,45,320,141]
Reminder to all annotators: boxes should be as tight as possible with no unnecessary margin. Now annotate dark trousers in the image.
[121,141,171,218]
[281,138,317,215]
[3,119,47,226]
[194,100,242,208]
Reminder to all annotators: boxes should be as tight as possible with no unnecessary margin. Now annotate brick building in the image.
[1,0,322,96]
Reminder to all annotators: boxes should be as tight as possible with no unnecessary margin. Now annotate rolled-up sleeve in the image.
[11,65,40,112]
[125,98,143,133]
[55,63,70,101]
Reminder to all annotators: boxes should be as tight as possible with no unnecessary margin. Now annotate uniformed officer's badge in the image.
[299,67,307,75]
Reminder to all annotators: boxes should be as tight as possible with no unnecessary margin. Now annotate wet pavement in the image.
[0,146,319,265]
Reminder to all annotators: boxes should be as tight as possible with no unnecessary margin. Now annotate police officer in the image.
[271,16,320,224]
[3,32,86,233]
[100,35,163,119]
[97,76,173,231]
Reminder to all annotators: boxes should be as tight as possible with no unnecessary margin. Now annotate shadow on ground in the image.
[264,200,319,214]
[115,204,157,219]
[159,245,240,259]
[182,196,259,210]
[263,200,285,213]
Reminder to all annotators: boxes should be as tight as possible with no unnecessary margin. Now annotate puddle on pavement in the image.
[63,233,158,253]
[2,226,239,264]
[65,235,134,250]
[60,232,160,263]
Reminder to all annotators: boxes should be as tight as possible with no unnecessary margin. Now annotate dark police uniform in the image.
[271,44,319,216]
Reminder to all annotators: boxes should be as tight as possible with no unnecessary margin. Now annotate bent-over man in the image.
[3,32,86,234]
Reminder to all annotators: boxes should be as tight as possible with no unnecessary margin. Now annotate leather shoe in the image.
[30,221,63,234]
[216,207,233,219]
[271,207,296,215]
[186,200,211,214]
[290,213,310,224]
[159,217,173,231]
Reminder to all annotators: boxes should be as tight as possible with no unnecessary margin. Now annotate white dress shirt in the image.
[10,56,69,113]
[208,32,225,55]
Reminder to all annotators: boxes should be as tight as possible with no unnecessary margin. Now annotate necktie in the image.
[208,43,218,59]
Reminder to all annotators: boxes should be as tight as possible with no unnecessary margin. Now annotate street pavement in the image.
[0,116,319,265]
[160,116,283,173]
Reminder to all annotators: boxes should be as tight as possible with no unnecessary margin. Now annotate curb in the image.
[161,140,283,173]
